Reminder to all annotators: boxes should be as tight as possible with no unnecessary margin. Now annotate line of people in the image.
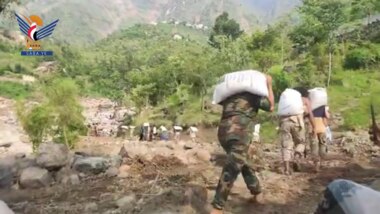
[138,123,199,142]
[210,71,331,214]
[279,87,330,175]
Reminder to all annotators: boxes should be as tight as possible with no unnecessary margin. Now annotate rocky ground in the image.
[1,96,380,214]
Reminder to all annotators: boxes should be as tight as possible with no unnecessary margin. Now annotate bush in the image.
[344,44,380,70]
[345,48,374,69]
[17,103,52,151]
[17,78,87,150]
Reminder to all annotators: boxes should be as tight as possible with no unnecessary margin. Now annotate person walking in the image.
[210,74,274,214]
[278,88,307,175]
[311,104,330,172]
[189,125,198,143]
[293,87,316,158]
[173,125,182,142]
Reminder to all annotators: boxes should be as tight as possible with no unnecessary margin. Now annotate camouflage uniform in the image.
[304,117,313,156]
[212,92,265,210]
[279,115,305,162]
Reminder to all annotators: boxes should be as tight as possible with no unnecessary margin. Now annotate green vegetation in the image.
[209,12,244,47]
[0,81,31,99]
[17,78,87,151]
[1,0,380,143]
[328,70,380,130]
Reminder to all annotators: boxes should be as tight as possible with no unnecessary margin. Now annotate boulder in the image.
[108,155,122,168]
[19,167,52,189]
[116,194,136,211]
[138,185,208,214]
[0,165,13,189]
[15,157,37,177]
[0,201,14,214]
[118,165,131,178]
[105,167,119,177]
[84,202,98,213]
[56,167,80,185]
[194,150,211,162]
[36,143,69,170]
[73,157,110,174]
[183,143,196,150]
[15,153,26,159]
[343,143,356,158]
[64,174,80,185]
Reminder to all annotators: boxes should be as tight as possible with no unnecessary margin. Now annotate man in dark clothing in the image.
[311,105,330,172]
[139,125,144,141]
[210,75,274,214]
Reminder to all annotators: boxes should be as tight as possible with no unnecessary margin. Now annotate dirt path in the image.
[2,139,379,214]
[214,149,380,214]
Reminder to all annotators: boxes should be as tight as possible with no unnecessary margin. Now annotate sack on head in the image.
[308,88,328,110]
[212,70,268,105]
[278,89,304,116]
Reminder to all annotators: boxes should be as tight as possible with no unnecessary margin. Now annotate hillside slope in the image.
[1,0,299,44]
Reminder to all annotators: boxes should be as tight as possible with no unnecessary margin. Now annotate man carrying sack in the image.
[308,88,330,173]
[210,70,274,214]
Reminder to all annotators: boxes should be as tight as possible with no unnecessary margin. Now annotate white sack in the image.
[254,124,261,134]
[190,126,198,132]
[277,89,304,116]
[212,70,268,105]
[309,88,328,110]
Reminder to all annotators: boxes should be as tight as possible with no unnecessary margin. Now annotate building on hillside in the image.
[173,34,183,40]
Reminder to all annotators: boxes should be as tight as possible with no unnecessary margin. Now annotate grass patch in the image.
[0,81,32,99]
[328,70,380,129]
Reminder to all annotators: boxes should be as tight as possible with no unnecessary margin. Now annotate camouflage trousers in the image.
[304,117,313,155]
[311,133,328,161]
[279,115,305,162]
[212,115,261,210]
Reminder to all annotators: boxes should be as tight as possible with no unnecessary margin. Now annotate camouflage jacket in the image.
[220,92,262,119]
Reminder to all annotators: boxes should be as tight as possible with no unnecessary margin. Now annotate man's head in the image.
[293,87,309,98]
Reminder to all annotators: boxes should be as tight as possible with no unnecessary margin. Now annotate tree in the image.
[294,0,349,87]
[351,0,379,24]
[209,12,244,48]
[17,78,87,150]
[248,26,291,72]
[45,78,87,148]
[17,103,53,151]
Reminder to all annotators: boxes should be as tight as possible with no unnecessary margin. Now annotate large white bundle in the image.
[190,126,198,132]
[277,89,304,116]
[160,126,167,132]
[212,70,268,105]
[308,87,328,110]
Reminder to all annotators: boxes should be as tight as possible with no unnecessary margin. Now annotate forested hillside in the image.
[0,0,380,143]
[0,0,300,44]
